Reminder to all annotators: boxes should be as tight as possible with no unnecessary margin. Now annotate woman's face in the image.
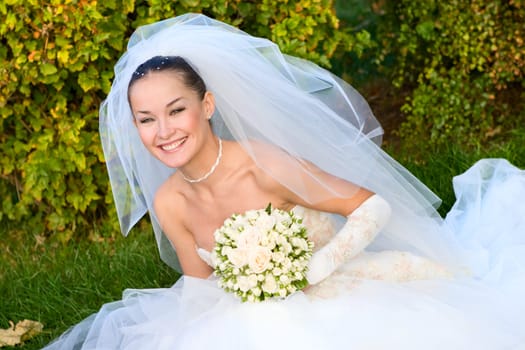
[129,71,214,168]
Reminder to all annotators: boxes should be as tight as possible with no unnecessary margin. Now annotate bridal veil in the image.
[100,13,467,273]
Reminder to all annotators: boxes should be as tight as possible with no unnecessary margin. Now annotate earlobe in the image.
[203,91,215,119]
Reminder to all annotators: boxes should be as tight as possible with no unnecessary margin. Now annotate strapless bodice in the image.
[196,205,451,298]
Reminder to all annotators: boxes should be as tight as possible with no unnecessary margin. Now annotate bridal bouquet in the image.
[211,204,313,302]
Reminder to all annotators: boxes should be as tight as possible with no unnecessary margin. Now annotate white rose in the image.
[278,289,288,298]
[272,251,285,264]
[221,246,233,256]
[291,222,303,232]
[252,287,262,297]
[245,209,259,221]
[256,213,276,232]
[273,267,283,276]
[282,228,295,237]
[224,227,239,241]
[237,276,251,292]
[227,248,248,268]
[291,237,308,251]
[275,221,288,233]
[279,274,290,284]
[262,275,278,294]
[269,231,280,242]
[299,259,309,269]
[282,242,293,254]
[273,209,288,220]
[233,216,249,230]
[259,235,270,247]
[292,260,303,269]
[236,227,261,249]
[282,258,292,271]
[266,240,276,250]
[276,235,288,247]
[248,274,259,288]
[248,247,272,274]
[212,251,224,269]
[214,230,227,244]
[226,280,235,289]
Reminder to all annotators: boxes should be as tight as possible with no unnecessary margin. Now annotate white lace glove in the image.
[306,194,392,285]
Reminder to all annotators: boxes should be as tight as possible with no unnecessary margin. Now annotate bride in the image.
[44,13,525,349]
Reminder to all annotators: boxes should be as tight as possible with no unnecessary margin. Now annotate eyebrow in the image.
[135,97,183,115]
[166,97,183,107]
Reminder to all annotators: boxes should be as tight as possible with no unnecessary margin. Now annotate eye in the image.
[138,117,154,124]
[170,107,185,116]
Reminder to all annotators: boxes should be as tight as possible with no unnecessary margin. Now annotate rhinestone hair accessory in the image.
[132,56,171,78]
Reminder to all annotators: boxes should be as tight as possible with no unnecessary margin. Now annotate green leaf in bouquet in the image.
[295,277,308,290]
[265,202,272,215]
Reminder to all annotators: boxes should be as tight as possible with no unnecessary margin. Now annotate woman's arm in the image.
[154,188,213,278]
[253,143,374,215]
[255,150,390,285]
[305,194,391,284]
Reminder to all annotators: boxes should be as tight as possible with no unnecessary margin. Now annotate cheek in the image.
[183,111,207,134]
[135,125,155,145]
[188,115,204,131]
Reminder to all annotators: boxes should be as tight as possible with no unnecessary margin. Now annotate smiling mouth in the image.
[160,137,187,151]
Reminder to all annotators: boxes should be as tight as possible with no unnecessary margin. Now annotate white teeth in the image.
[161,138,186,151]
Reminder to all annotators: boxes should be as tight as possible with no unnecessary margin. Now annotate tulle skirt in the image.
[43,159,525,349]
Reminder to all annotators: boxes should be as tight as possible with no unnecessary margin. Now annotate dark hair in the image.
[128,56,207,99]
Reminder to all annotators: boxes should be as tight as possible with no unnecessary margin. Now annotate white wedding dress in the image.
[44,159,525,349]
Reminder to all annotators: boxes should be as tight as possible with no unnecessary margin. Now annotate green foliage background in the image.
[1,0,523,239]
[1,2,523,347]
[0,0,371,240]
[376,0,525,152]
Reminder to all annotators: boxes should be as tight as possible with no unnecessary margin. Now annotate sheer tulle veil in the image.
[100,13,467,272]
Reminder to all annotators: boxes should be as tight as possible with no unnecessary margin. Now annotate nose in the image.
[157,118,173,139]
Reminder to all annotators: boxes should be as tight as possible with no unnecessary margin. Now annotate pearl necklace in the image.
[181,138,223,183]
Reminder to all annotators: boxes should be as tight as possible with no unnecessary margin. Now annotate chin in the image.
[161,157,188,169]
[151,151,187,169]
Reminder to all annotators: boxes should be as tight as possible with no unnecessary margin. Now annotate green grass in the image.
[0,223,179,349]
[1,131,524,349]
[389,130,525,216]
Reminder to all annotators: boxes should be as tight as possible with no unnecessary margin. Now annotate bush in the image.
[377,0,525,153]
[0,0,366,239]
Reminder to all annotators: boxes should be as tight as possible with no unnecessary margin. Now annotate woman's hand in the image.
[306,194,391,285]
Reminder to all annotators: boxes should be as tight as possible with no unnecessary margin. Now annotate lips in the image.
[160,137,187,151]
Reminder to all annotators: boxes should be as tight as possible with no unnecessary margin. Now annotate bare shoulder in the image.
[238,139,372,215]
[231,139,290,192]
[153,176,213,277]
[153,176,187,237]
